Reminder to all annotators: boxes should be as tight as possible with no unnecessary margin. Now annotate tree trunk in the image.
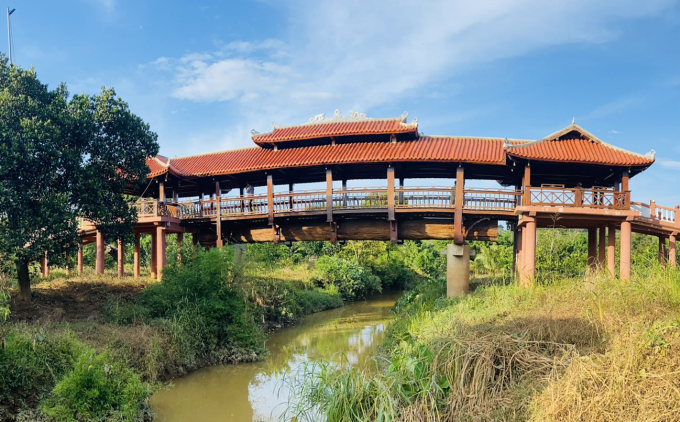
[17,258,31,302]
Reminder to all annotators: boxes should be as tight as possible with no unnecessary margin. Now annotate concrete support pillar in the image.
[607,226,616,276]
[587,228,597,270]
[446,243,470,297]
[77,244,84,276]
[150,233,157,279]
[156,226,167,280]
[598,226,606,268]
[133,233,140,278]
[521,219,536,286]
[620,221,632,281]
[670,234,677,268]
[96,231,105,275]
[117,239,125,278]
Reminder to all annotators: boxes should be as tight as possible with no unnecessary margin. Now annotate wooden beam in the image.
[326,168,333,222]
[454,165,464,244]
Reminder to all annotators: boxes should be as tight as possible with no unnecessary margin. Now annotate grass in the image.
[287,264,680,421]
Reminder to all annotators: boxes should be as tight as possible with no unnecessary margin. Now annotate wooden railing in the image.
[395,188,454,208]
[274,191,326,213]
[465,189,521,211]
[333,188,389,210]
[525,187,629,210]
[632,201,678,225]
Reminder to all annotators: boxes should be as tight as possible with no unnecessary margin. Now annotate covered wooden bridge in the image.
[72,111,675,296]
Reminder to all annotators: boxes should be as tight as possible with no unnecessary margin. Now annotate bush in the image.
[313,256,382,301]
[41,349,150,422]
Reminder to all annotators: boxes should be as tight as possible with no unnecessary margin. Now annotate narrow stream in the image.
[150,292,402,421]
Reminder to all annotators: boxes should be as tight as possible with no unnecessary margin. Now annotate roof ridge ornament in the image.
[503,138,511,148]
[251,129,260,135]
[646,150,656,158]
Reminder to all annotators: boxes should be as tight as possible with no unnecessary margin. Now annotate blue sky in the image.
[5,0,680,204]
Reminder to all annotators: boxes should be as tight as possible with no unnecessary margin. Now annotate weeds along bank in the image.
[288,232,680,422]
[0,239,440,421]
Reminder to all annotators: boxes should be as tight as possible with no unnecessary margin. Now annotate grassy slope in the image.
[293,267,680,421]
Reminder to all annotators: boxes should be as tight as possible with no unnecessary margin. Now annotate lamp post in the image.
[6,8,15,64]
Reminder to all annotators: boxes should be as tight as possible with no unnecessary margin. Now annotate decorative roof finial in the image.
[272,122,280,129]
[334,109,342,118]
[251,129,259,135]
[646,150,656,158]
[572,117,575,125]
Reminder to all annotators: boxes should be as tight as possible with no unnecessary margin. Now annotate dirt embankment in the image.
[9,277,151,323]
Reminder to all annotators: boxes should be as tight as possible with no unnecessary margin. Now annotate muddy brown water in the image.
[150,292,402,421]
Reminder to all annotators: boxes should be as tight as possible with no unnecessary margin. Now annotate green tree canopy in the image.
[0,56,159,300]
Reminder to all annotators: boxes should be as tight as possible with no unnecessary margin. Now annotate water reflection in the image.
[150,292,401,422]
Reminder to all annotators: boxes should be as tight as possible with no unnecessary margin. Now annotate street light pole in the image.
[7,8,15,64]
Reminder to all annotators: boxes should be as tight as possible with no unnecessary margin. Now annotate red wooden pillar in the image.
[521,217,536,287]
[387,165,395,221]
[77,244,84,276]
[133,233,140,278]
[150,232,157,279]
[607,226,616,275]
[326,168,333,223]
[267,173,274,226]
[621,171,630,208]
[598,226,606,268]
[117,239,125,277]
[587,228,597,270]
[670,234,677,268]
[215,181,223,249]
[620,221,632,281]
[156,226,166,280]
[453,165,464,244]
[96,230,105,275]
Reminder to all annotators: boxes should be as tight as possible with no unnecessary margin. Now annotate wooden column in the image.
[96,230,105,275]
[607,226,616,276]
[523,163,531,205]
[239,186,245,213]
[117,239,125,277]
[156,226,166,280]
[192,232,199,246]
[454,165,465,244]
[587,228,597,270]
[77,244,84,276]
[621,170,630,208]
[387,165,395,221]
[512,224,519,278]
[177,232,184,264]
[670,234,677,268]
[598,226,606,268]
[522,218,536,286]
[342,179,348,208]
[326,168,333,222]
[267,174,274,225]
[158,181,165,202]
[133,233,140,278]
[659,236,666,266]
[150,232,157,279]
[620,221,632,281]
[215,181,223,248]
[398,177,404,205]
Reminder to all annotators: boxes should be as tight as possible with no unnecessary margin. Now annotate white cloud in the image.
[659,159,680,171]
[149,0,676,135]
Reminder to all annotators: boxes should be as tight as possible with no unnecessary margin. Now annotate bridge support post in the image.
[658,236,667,266]
[670,234,677,268]
[598,226,606,269]
[454,165,464,244]
[215,181,223,249]
[77,244,84,276]
[446,243,470,298]
[587,227,597,270]
[150,233,157,279]
[117,239,125,277]
[40,252,49,278]
[620,221,631,281]
[607,225,616,276]
[133,233,140,278]
[96,230,105,275]
[520,218,536,287]
[515,225,523,280]
[156,226,166,280]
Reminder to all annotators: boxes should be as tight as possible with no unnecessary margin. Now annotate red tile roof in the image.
[505,124,655,166]
[149,136,518,178]
[251,112,418,147]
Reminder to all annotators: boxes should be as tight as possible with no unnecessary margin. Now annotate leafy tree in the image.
[0,56,158,300]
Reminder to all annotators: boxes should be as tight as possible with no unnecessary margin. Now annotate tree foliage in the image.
[0,56,158,299]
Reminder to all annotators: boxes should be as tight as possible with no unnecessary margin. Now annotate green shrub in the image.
[40,349,150,422]
[313,255,382,301]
